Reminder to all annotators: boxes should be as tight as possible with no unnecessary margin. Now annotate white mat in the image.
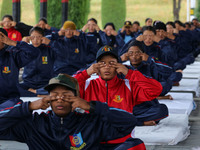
[133,114,190,145]
[171,78,200,97]
[183,73,200,79]
[159,92,194,115]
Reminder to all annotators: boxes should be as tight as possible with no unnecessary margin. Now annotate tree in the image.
[0,0,12,20]
[101,0,126,31]
[34,0,90,29]
[195,0,200,21]
[173,0,182,20]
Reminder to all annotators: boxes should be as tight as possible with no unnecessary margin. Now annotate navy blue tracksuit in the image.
[85,30,108,64]
[49,32,91,76]
[0,42,39,107]
[0,101,146,150]
[18,44,56,96]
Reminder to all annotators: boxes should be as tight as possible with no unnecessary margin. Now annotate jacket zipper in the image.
[105,81,108,103]
[59,117,63,149]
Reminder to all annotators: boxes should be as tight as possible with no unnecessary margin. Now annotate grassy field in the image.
[0,0,187,28]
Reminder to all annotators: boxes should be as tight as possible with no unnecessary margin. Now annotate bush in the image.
[101,0,126,31]
[0,0,12,20]
[34,0,90,29]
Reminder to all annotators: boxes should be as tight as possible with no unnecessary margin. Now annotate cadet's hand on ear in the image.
[86,62,104,76]
[111,62,128,76]
[41,37,51,45]
[0,32,17,46]
[29,96,56,111]
[22,36,31,43]
[58,28,65,36]
[73,30,80,36]
[65,96,90,112]
[82,24,88,32]
[120,52,129,62]
[141,53,149,61]
[45,24,51,30]
[136,35,144,42]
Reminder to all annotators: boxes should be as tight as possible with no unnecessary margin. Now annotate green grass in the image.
[0,0,187,28]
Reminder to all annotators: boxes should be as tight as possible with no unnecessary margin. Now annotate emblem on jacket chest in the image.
[113,95,123,103]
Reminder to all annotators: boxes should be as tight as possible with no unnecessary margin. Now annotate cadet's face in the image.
[128,46,142,66]
[143,30,154,46]
[2,17,12,29]
[30,31,43,47]
[50,85,74,117]
[98,55,118,81]
[125,26,132,35]
[146,19,152,26]
[166,24,174,34]
[156,29,166,40]
[87,21,96,32]
[192,20,198,27]
[38,20,46,29]
[105,25,113,36]
[132,24,139,32]
[65,28,73,38]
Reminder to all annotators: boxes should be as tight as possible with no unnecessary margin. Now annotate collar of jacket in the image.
[4,27,15,32]
[99,75,121,89]
[51,111,78,128]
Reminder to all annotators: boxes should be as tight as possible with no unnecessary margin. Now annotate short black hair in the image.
[127,40,144,52]
[185,22,191,28]
[192,18,198,22]
[166,21,175,28]
[104,22,115,30]
[29,26,45,36]
[145,18,152,23]
[133,21,140,26]
[39,17,48,24]
[174,20,184,27]
[142,26,156,35]
[2,15,13,21]
[87,18,97,24]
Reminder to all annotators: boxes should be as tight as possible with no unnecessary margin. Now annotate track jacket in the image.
[0,101,138,150]
[75,69,162,113]
[0,42,39,103]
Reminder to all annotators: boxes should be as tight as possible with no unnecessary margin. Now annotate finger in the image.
[0,32,5,37]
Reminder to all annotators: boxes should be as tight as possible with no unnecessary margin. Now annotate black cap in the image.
[153,21,166,31]
[124,21,132,27]
[0,28,8,36]
[96,45,118,62]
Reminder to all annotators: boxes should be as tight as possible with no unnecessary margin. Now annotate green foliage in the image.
[0,0,12,20]
[33,0,90,29]
[195,0,200,21]
[68,0,90,29]
[33,0,40,24]
[101,0,126,31]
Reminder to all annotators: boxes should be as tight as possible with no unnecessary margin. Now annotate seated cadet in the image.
[48,21,90,76]
[132,21,142,38]
[118,21,135,44]
[166,21,195,68]
[0,74,146,150]
[103,22,125,51]
[0,15,22,41]
[121,40,182,99]
[145,18,153,26]
[75,45,166,127]
[18,27,56,97]
[82,18,107,64]
[0,28,39,109]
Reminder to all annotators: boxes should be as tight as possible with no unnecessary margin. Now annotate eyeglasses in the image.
[30,36,42,40]
[128,51,142,56]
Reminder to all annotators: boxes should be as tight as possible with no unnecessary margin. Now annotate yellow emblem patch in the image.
[113,95,123,103]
